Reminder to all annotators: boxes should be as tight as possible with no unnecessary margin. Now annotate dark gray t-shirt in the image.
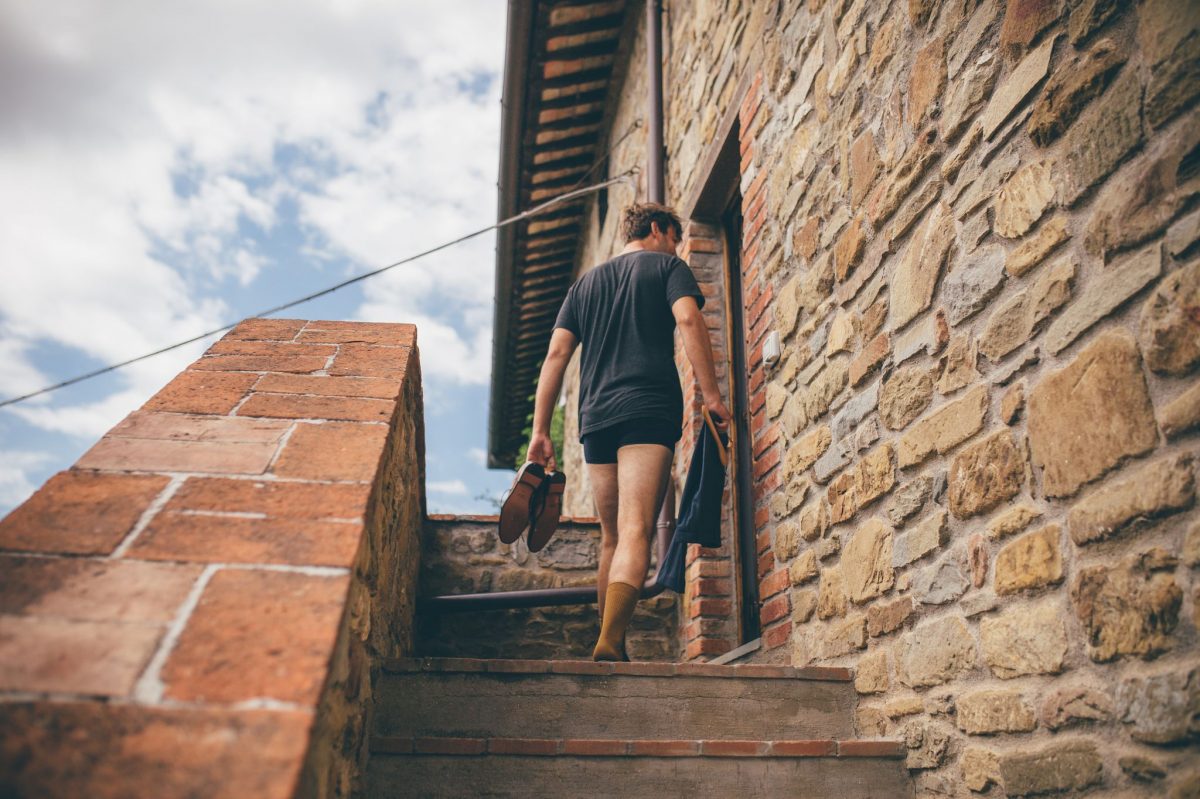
[553,250,705,437]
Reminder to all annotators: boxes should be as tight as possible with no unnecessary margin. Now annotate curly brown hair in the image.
[620,202,683,242]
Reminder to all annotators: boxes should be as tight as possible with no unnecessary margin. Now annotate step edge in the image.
[380,657,852,682]
[369,736,905,759]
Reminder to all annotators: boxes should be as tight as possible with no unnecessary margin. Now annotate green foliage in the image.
[514,402,565,468]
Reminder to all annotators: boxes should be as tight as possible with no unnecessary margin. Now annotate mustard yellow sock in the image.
[593,582,639,661]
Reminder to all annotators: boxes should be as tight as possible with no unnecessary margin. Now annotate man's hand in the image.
[527,432,558,472]
[706,398,733,430]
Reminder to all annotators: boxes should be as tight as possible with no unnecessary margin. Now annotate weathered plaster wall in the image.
[564,0,1200,794]
[416,514,678,661]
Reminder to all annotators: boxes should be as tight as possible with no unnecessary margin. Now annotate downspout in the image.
[422,0,675,615]
[646,0,665,203]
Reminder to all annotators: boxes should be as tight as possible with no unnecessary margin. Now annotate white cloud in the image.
[466,447,487,466]
[427,479,468,495]
[0,451,54,508]
[0,0,506,446]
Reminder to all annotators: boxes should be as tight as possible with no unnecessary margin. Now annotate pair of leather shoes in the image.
[498,462,566,552]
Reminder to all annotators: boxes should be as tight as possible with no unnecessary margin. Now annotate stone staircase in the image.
[365,657,912,797]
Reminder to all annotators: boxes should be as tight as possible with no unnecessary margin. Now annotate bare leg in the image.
[610,444,673,587]
[587,462,619,619]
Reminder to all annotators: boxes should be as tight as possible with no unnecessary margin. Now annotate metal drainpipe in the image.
[420,0,676,616]
[646,0,665,203]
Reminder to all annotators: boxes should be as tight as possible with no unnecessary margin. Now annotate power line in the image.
[0,170,636,409]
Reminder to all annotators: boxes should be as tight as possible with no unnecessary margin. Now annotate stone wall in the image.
[560,0,1200,794]
[0,319,426,798]
[416,514,678,661]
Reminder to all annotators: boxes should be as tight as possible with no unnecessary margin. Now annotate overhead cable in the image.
[0,170,636,409]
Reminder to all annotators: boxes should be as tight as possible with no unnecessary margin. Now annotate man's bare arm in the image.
[527,327,578,467]
[672,296,732,427]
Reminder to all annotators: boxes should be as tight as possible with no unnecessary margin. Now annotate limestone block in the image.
[1184,520,1200,567]
[849,130,880,207]
[819,614,867,659]
[880,365,936,431]
[942,244,1007,324]
[981,600,1068,678]
[995,160,1055,238]
[886,696,925,719]
[1085,116,1200,260]
[1119,756,1167,783]
[1039,684,1113,730]
[813,437,852,484]
[962,747,1001,791]
[1072,554,1183,661]
[957,689,1037,734]
[1001,380,1025,424]
[1141,0,1200,127]
[941,51,1000,142]
[1116,666,1200,744]
[1067,453,1195,545]
[999,0,1061,52]
[893,509,949,567]
[897,384,989,468]
[897,615,977,688]
[914,554,970,605]
[1044,243,1163,354]
[995,524,1063,594]
[998,741,1103,797]
[799,499,830,542]
[817,568,848,619]
[784,425,831,483]
[909,35,946,125]
[956,151,1020,223]
[1027,329,1159,497]
[775,521,803,562]
[948,0,1000,78]
[886,474,934,526]
[903,718,950,769]
[1069,0,1123,43]
[1167,207,1200,258]
[986,504,1043,540]
[888,202,954,328]
[1006,215,1070,277]
[868,595,914,637]
[789,549,819,585]
[842,518,895,603]
[979,34,1056,138]
[937,334,979,395]
[854,444,895,509]
[1028,38,1127,146]
[873,129,943,228]
[766,382,787,419]
[948,429,1026,519]
[832,380,880,441]
[827,471,856,524]
[979,255,1076,362]
[1056,67,1144,205]
[1140,259,1200,375]
[791,587,817,623]
[893,309,949,365]
[826,310,856,355]
[855,648,889,694]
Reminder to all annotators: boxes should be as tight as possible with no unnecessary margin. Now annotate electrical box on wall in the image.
[762,330,781,369]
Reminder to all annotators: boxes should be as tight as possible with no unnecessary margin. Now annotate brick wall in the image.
[564,0,1200,794]
[0,319,426,798]
[416,515,678,661]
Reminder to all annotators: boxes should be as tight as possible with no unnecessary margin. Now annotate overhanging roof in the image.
[487,0,632,469]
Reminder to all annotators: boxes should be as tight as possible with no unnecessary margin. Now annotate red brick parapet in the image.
[0,318,426,798]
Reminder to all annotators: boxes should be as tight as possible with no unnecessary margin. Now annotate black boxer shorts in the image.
[581,417,681,464]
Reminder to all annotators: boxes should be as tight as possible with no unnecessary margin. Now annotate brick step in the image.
[366,737,910,798]
[375,657,856,741]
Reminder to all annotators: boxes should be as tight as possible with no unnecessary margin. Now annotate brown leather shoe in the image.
[526,470,566,553]
[498,461,546,544]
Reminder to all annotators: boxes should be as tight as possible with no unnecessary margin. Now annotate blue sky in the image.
[0,0,519,515]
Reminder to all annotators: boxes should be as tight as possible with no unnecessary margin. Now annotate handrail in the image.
[419,480,676,614]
